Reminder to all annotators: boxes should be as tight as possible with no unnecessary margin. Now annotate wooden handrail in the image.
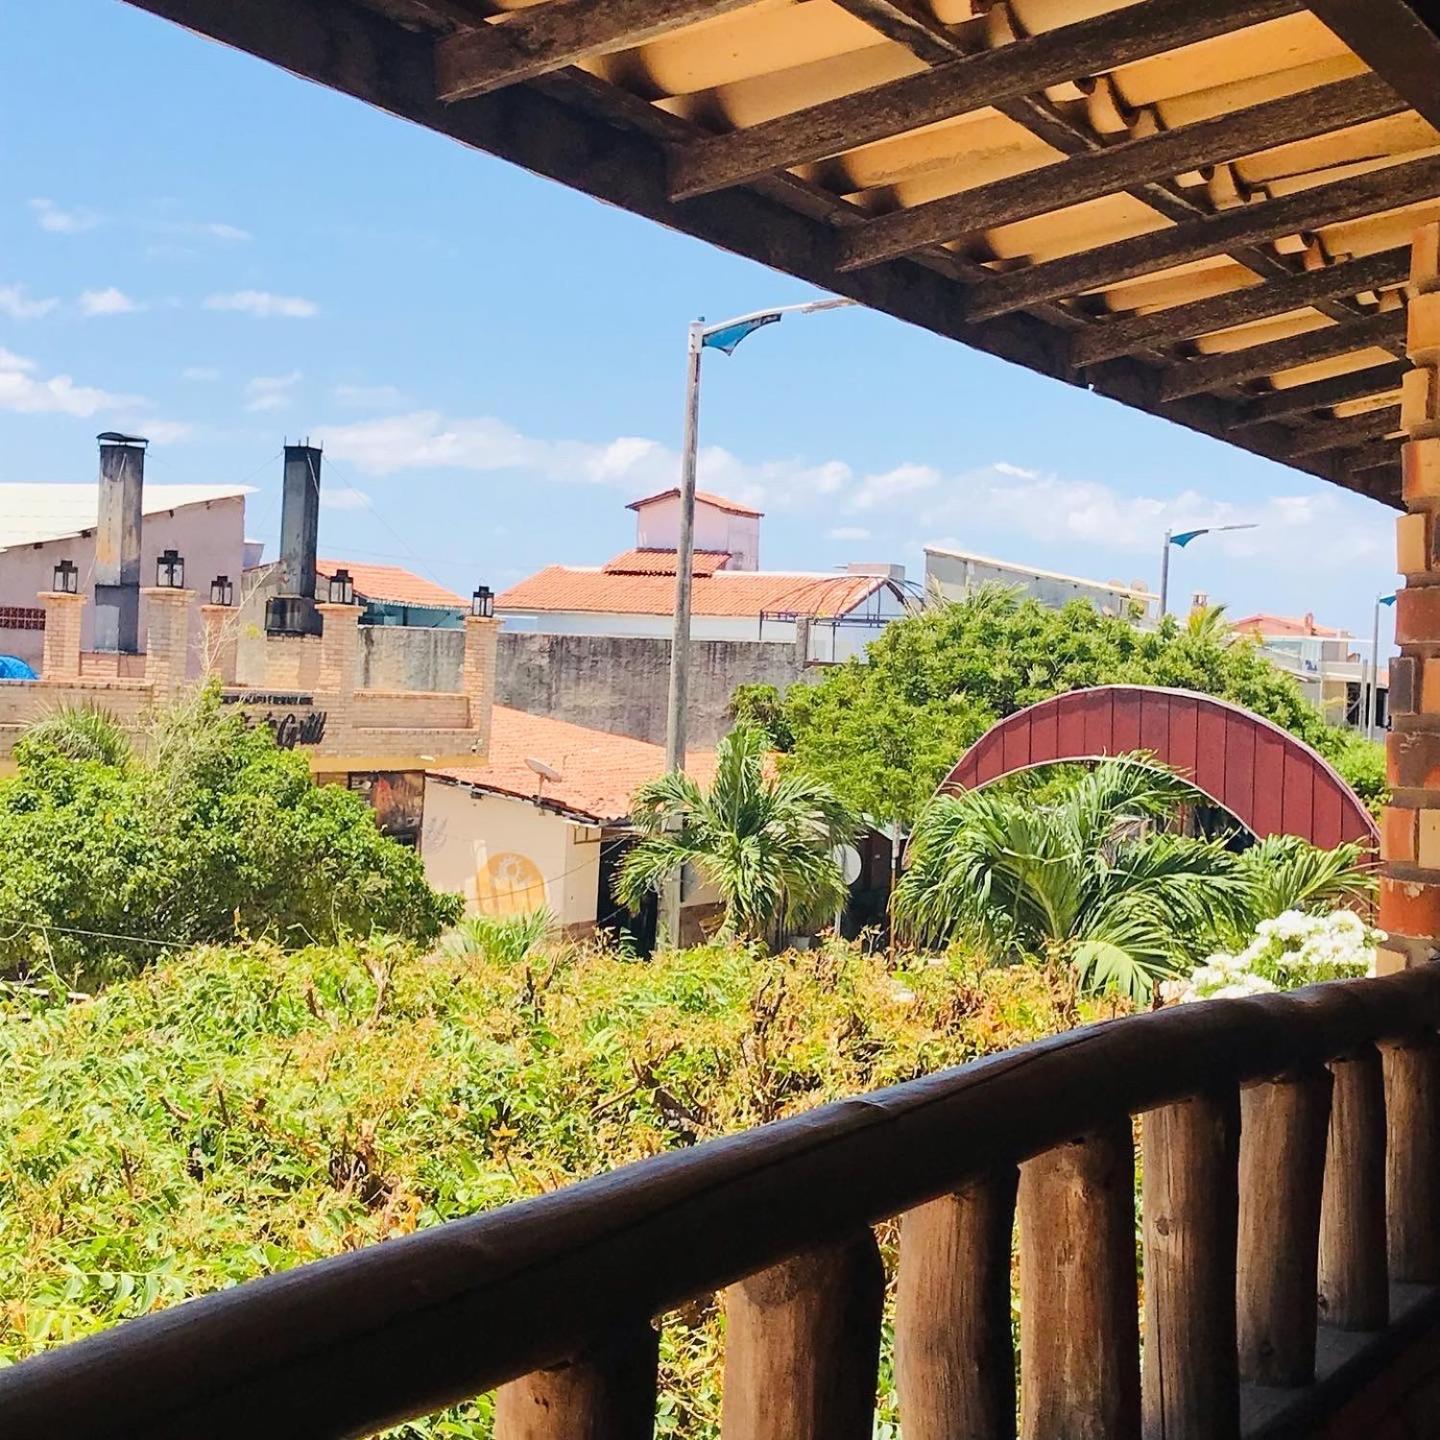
[4,968,1440,1439]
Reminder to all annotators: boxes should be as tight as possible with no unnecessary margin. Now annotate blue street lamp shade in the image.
[701,312,781,355]
[1169,529,1209,548]
[1380,593,1398,606]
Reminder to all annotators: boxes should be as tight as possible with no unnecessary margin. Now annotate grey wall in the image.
[359,625,464,693]
[496,630,818,745]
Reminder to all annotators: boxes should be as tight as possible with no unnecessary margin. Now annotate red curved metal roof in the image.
[941,686,1377,849]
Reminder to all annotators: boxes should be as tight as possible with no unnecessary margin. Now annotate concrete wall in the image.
[0,496,247,674]
[496,630,821,746]
[926,548,1156,621]
[358,625,464,693]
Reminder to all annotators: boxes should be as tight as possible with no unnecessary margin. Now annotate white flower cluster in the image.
[1159,909,1382,1006]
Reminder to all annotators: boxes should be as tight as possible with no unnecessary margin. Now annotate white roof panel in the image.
[0,484,253,550]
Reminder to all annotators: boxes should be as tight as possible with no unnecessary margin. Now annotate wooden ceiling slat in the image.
[1229,360,1411,428]
[1282,404,1403,456]
[1304,0,1440,131]
[436,0,755,101]
[969,154,1440,322]
[667,0,1304,201]
[1345,441,1405,473]
[1071,249,1410,367]
[838,75,1402,272]
[1160,310,1407,401]
[827,0,968,64]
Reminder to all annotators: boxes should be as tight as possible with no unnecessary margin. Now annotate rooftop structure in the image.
[926,544,1158,620]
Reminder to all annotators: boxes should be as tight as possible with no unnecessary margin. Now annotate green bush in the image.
[0,689,460,985]
[0,934,1099,1435]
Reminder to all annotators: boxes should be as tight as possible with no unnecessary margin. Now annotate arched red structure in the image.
[942,686,1378,849]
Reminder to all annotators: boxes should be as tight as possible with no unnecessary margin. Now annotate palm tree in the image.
[893,757,1242,1003]
[1229,833,1375,935]
[616,725,856,946]
[18,703,132,768]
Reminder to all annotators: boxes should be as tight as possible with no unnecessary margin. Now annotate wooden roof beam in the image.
[1071,249,1410,367]
[838,75,1402,272]
[1304,0,1440,131]
[969,154,1440,321]
[1229,360,1411,428]
[1345,441,1405,473]
[1160,310,1407,400]
[436,0,755,101]
[1282,404,1403,456]
[667,0,1304,201]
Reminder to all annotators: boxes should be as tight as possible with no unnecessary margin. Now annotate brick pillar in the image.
[38,591,85,680]
[264,634,321,691]
[316,602,360,696]
[199,604,238,685]
[463,615,499,749]
[141,587,194,700]
[1380,222,1440,969]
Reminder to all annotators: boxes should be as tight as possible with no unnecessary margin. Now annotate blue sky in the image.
[1,1,1398,650]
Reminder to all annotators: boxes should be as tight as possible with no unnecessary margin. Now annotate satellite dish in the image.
[834,844,863,886]
[525,756,563,796]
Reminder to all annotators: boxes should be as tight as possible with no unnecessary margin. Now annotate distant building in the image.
[1232,611,1386,731]
[925,544,1157,622]
[0,480,250,673]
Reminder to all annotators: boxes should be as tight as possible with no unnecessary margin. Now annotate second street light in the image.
[1159,523,1259,618]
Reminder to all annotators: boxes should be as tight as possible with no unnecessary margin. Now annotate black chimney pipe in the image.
[266,442,323,636]
[94,432,147,653]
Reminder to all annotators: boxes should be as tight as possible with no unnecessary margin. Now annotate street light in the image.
[209,574,234,607]
[1159,524,1258,618]
[1366,591,1397,738]
[666,296,856,775]
[471,584,494,620]
[156,548,185,589]
[327,568,355,606]
[52,559,78,595]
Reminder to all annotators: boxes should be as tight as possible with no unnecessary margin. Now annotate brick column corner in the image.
[37,590,85,681]
[1380,221,1440,971]
[140,586,195,700]
[462,615,499,747]
[199,603,239,685]
[315,601,361,696]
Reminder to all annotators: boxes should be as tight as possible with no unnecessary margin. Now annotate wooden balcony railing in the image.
[5,968,1440,1438]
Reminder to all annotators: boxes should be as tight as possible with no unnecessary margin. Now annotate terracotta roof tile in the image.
[437,706,718,824]
[317,559,465,610]
[602,548,732,576]
[497,566,887,619]
[1232,612,1347,638]
[626,487,763,518]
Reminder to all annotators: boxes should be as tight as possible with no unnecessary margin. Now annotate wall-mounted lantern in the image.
[328,568,355,606]
[156,548,185,589]
[210,574,234,607]
[52,558,78,595]
[471,584,494,619]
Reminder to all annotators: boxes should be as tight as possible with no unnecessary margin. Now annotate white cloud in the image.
[992,460,1041,479]
[79,287,142,317]
[244,370,302,412]
[828,526,872,541]
[846,462,940,512]
[29,198,101,234]
[195,221,250,242]
[205,289,318,319]
[132,419,194,445]
[182,365,220,382]
[320,486,373,511]
[331,383,406,408]
[0,346,142,417]
[0,284,59,319]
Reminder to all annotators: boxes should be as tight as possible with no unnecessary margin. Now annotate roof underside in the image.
[126,0,1440,508]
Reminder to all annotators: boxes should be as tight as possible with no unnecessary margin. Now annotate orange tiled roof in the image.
[1232,612,1347,639]
[497,566,887,619]
[317,559,465,610]
[602,548,732,576]
[626,487,763,518]
[437,706,719,824]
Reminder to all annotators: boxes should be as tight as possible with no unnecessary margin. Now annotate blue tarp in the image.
[0,655,38,680]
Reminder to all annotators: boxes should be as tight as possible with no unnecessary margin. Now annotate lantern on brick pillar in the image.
[52,559,78,595]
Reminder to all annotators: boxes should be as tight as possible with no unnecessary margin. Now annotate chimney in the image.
[266,442,323,636]
[93,432,147,653]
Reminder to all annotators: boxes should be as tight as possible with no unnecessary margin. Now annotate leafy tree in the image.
[616,725,856,944]
[21,703,134,768]
[893,757,1243,1002]
[758,588,1386,823]
[1226,834,1375,939]
[0,687,461,985]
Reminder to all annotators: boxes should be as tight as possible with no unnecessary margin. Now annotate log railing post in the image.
[1382,1034,1440,1283]
[1141,1091,1240,1440]
[494,1322,659,1439]
[1019,1122,1141,1440]
[1237,1070,1332,1386]
[1318,1047,1389,1331]
[719,1230,884,1440]
[896,1171,1018,1440]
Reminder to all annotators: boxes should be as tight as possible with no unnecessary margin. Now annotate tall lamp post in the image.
[1366,591,1397,738]
[660,296,855,943]
[1159,523,1259,618]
